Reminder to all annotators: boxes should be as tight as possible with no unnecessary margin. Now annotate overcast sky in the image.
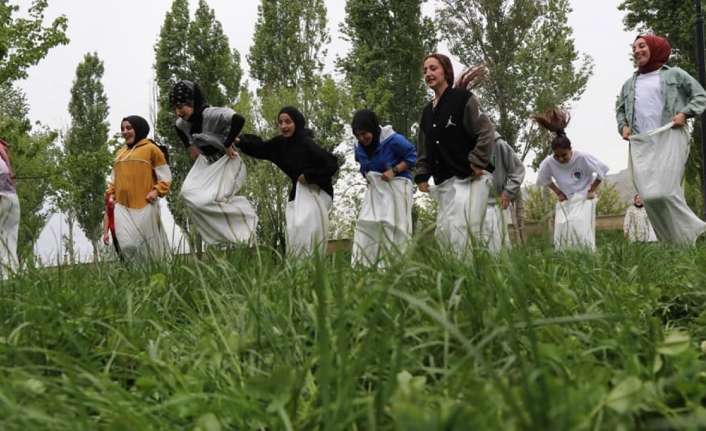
[16,0,636,173]
[13,0,638,262]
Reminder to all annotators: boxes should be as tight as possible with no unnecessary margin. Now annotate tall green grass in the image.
[2,234,706,430]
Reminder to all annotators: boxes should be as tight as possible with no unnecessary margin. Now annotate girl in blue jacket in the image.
[351,109,417,267]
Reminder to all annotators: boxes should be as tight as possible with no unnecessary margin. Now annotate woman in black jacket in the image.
[415,53,497,255]
[237,106,338,255]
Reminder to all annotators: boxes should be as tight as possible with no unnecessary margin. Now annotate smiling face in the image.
[633,38,651,67]
[278,113,296,138]
[553,147,572,164]
[121,121,135,145]
[354,130,374,147]
[423,57,447,92]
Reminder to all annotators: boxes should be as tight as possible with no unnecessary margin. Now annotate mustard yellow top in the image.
[105,139,171,209]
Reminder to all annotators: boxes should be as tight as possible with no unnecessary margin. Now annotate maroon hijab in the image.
[636,35,672,74]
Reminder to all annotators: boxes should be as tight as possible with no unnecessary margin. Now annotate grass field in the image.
[2,232,706,430]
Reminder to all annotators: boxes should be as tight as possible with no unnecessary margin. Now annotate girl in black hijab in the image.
[237,107,339,255]
[237,106,338,201]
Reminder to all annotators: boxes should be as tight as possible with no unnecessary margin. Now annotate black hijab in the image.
[122,115,150,146]
[351,109,381,156]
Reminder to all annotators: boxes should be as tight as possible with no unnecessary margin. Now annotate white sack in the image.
[114,202,168,260]
[351,173,413,267]
[554,194,596,251]
[482,204,511,254]
[181,155,258,245]
[286,183,332,256]
[0,193,19,276]
[430,175,492,256]
[629,123,706,244]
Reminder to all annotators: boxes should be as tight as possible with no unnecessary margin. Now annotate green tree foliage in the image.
[309,76,354,151]
[0,0,69,86]
[57,52,111,257]
[619,0,695,73]
[597,182,627,216]
[154,0,243,236]
[187,0,242,106]
[337,0,436,136]
[438,0,593,166]
[248,0,329,94]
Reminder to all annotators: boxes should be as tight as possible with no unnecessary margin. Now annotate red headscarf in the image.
[636,35,672,74]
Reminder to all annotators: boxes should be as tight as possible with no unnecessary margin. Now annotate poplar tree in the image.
[338,0,436,136]
[248,0,329,93]
[59,52,111,257]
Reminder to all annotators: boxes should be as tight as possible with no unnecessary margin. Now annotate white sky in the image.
[13,0,638,262]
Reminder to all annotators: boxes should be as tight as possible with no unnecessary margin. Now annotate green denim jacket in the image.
[615,65,706,134]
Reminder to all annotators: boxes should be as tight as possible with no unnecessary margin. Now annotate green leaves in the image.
[438,0,593,166]
[0,0,69,86]
[338,0,435,137]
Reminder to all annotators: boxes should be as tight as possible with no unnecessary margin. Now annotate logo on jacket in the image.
[445,116,457,128]
[573,171,582,180]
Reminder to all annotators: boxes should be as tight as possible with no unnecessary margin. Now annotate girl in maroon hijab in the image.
[616,35,706,244]
[616,35,706,138]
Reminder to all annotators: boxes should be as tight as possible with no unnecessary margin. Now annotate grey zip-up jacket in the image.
[616,65,706,134]
[175,106,244,154]
[489,134,525,203]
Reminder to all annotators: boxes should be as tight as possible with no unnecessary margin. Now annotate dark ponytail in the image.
[531,107,572,151]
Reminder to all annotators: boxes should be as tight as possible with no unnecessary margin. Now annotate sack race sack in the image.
[0,193,20,276]
[629,123,706,244]
[430,175,492,256]
[351,173,414,267]
[554,194,596,251]
[286,183,332,256]
[481,204,511,254]
[181,155,258,246]
[114,202,168,260]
